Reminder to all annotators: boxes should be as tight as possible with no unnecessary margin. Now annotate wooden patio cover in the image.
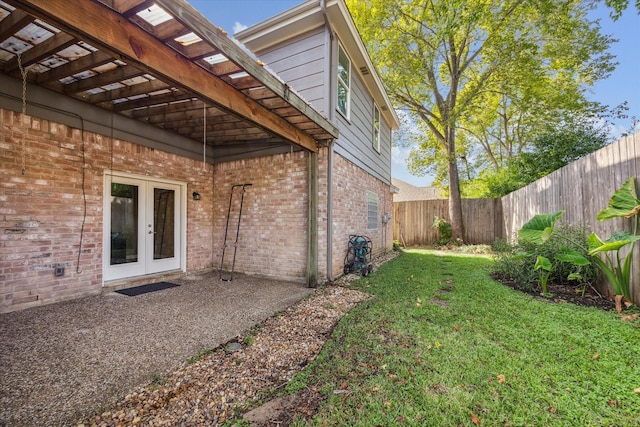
[1,0,338,156]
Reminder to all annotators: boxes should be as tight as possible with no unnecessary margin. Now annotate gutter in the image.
[321,0,336,281]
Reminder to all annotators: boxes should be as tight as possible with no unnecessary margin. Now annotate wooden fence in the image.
[393,132,640,302]
[393,198,503,245]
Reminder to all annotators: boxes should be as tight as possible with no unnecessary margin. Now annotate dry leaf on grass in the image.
[471,412,481,424]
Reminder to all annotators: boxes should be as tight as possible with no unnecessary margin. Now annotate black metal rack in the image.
[343,235,373,276]
[219,183,252,281]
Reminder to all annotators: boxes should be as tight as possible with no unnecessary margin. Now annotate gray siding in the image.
[250,27,392,185]
[333,66,392,184]
[251,28,328,114]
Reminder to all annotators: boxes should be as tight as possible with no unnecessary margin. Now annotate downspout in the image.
[321,0,336,281]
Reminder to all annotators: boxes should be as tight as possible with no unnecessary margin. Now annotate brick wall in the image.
[1,109,213,312]
[213,151,309,282]
[328,152,394,278]
[211,148,395,284]
[1,108,393,311]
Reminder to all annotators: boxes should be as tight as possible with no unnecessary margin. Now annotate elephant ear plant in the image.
[587,177,640,312]
[516,211,590,297]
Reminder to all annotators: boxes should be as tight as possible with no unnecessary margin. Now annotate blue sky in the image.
[189,0,640,187]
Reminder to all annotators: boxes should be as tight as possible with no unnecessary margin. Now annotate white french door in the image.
[104,174,184,282]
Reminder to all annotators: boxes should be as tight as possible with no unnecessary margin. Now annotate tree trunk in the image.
[446,128,465,241]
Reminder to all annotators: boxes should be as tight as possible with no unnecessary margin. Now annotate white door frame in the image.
[102,171,187,284]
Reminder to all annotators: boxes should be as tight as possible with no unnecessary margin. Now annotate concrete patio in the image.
[0,272,314,426]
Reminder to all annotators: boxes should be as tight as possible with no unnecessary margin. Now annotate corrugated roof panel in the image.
[148,89,172,96]
[0,0,15,12]
[40,55,68,69]
[28,63,50,73]
[93,62,119,73]
[34,19,60,34]
[0,36,31,54]
[175,32,200,46]
[73,70,97,80]
[56,44,92,60]
[137,4,173,26]
[102,82,125,90]
[59,76,76,84]
[16,22,55,44]
[229,71,249,79]
[0,6,11,20]
[203,53,228,64]
[86,87,105,94]
[121,76,149,86]
[77,41,98,52]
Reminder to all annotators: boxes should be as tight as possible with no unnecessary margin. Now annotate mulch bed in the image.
[495,278,618,311]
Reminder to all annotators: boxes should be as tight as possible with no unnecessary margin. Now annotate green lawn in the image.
[289,249,640,426]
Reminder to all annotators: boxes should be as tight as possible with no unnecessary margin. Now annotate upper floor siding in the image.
[246,26,393,185]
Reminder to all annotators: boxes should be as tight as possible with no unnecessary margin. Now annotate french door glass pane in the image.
[110,183,138,265]
[153,188,175,260]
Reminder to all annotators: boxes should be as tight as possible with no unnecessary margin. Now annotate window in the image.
[373,104,381,152]
[337,44,351,118]
[367,191,378,230]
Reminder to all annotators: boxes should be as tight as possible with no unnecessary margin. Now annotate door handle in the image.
[148,230,156,234]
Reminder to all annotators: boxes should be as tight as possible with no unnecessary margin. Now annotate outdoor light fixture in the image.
[192,191,201,200]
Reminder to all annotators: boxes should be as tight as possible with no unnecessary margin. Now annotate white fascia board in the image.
[235,0,323,52]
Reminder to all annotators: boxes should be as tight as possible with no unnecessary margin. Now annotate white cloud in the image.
[233,21,248,34]
[391,145,411,167]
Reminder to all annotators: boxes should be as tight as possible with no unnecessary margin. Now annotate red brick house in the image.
[0,0,398,312]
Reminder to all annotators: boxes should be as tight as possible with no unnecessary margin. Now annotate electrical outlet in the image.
[55,264,65,277]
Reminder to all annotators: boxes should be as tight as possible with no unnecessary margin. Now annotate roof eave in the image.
[236,0,399,130]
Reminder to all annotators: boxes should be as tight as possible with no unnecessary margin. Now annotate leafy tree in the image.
[605,0,640,20]
[463,118,611,198]
[347,0,616,240]
[512,119,611,183]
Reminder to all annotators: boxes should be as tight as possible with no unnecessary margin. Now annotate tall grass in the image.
[288,250,639,426]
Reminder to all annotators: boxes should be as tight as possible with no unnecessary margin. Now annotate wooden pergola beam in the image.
[154,0,338,140]
[11,0,327,152]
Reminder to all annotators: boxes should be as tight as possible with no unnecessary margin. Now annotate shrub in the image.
[432,216,452,246]
[491,223,595,291]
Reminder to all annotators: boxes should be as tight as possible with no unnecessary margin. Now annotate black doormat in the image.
[115,282,180,296]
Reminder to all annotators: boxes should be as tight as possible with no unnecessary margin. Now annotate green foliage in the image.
[491,223,595,292]
[349,0,616,238]
[605,0,640,20]
[186,348,213,364]
[533,255,553,296]
[431,216,452,245]
[519,211,564,244]
[461,120,611,198]
[355,0,617,211]
[587,177,640,300]
[392,240,402,250]
[289,251,639,426]
[511,122,611,185]
[150,374,167,390]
